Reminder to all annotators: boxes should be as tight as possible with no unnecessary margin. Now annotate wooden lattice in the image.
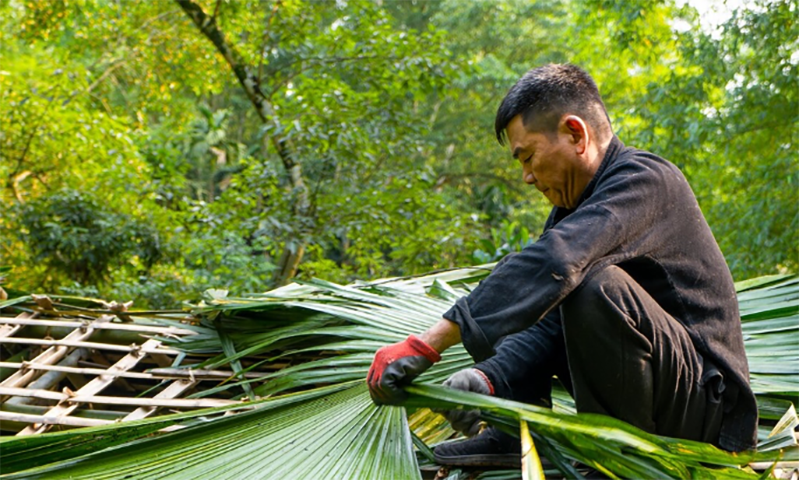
[0,297,253,435]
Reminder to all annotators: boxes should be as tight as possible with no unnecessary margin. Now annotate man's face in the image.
[506,114,593,209]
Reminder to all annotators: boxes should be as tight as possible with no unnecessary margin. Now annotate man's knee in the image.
[562,265,630,330]
[575,265,630,300]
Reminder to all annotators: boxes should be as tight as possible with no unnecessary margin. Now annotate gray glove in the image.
[442,368,494,437]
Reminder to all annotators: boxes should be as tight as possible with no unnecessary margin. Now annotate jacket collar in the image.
[574,135,623,207]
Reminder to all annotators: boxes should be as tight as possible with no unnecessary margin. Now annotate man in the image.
[366,64,757,466]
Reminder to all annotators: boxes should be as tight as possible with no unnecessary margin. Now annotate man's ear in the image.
[562,115,588,154]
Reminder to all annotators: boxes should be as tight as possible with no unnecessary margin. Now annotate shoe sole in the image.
[433,453,522,469]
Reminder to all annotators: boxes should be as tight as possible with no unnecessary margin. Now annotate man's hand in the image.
[441,368,494,436]
[367,335,441,405]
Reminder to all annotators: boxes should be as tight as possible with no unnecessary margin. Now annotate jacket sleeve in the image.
[443,156,672,361]
[473,310,564,399]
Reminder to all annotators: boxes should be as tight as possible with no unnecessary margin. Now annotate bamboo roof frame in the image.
[0,296,251,436]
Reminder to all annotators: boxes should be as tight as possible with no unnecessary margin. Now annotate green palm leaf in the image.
[1,383,355,476]
[4,383,420,480]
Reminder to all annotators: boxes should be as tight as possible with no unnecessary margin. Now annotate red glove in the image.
[367,335,441,405]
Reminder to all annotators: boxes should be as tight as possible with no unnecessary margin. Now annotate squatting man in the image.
[366,64,756,467]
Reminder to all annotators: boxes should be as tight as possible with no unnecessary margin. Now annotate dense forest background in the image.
[1,0,797,308]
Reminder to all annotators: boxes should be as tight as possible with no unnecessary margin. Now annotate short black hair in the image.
[494,64,611,144]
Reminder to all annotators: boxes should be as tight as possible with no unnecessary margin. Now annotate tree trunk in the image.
[176,0,310,286]
[273,243,305,287]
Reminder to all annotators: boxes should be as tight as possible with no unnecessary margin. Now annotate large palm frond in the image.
[5,383,419,480]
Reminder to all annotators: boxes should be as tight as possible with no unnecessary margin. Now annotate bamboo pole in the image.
[0,322,97,398]
[148,367,271,379]
[0,324,22,338]
[18,339,162,435]
[0,317,196,336]
[122,379,198,422]
[0,363,271,381]
[0,411,112,428]
[0,312,36,339]
[17,325,159,347]
[5,349,88,407]
[1,338,180,355]
[0,387,239,408]
[90,350,137,393]
[0,362,155,380]
[1,402,127,420]
[45,306,187,316]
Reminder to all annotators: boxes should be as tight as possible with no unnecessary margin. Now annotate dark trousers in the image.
[512,266,725,445]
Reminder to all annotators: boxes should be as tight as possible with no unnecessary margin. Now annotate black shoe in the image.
[433,427,522,468]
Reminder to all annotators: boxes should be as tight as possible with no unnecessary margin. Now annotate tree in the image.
[624,0,799,277]
[16,189,164,285]
[0,0,794,307]
[174,0,464,285]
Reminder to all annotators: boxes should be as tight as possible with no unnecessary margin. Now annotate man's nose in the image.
[523,168,535,185]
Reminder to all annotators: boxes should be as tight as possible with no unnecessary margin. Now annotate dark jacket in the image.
[442,137,757,451]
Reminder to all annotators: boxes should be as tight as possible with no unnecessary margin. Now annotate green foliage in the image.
[626,0,799,278]
[0,0,795,305]
[472,220,534,264]
[16,189,164,284]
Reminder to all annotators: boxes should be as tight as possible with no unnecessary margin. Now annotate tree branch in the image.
[267,54,394,98]
[175,0,299,176]
[10,171,31,203]
[176,0,310,286]
[257,0,282,82]
[84,60,127,94]
[10,92,58,181]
